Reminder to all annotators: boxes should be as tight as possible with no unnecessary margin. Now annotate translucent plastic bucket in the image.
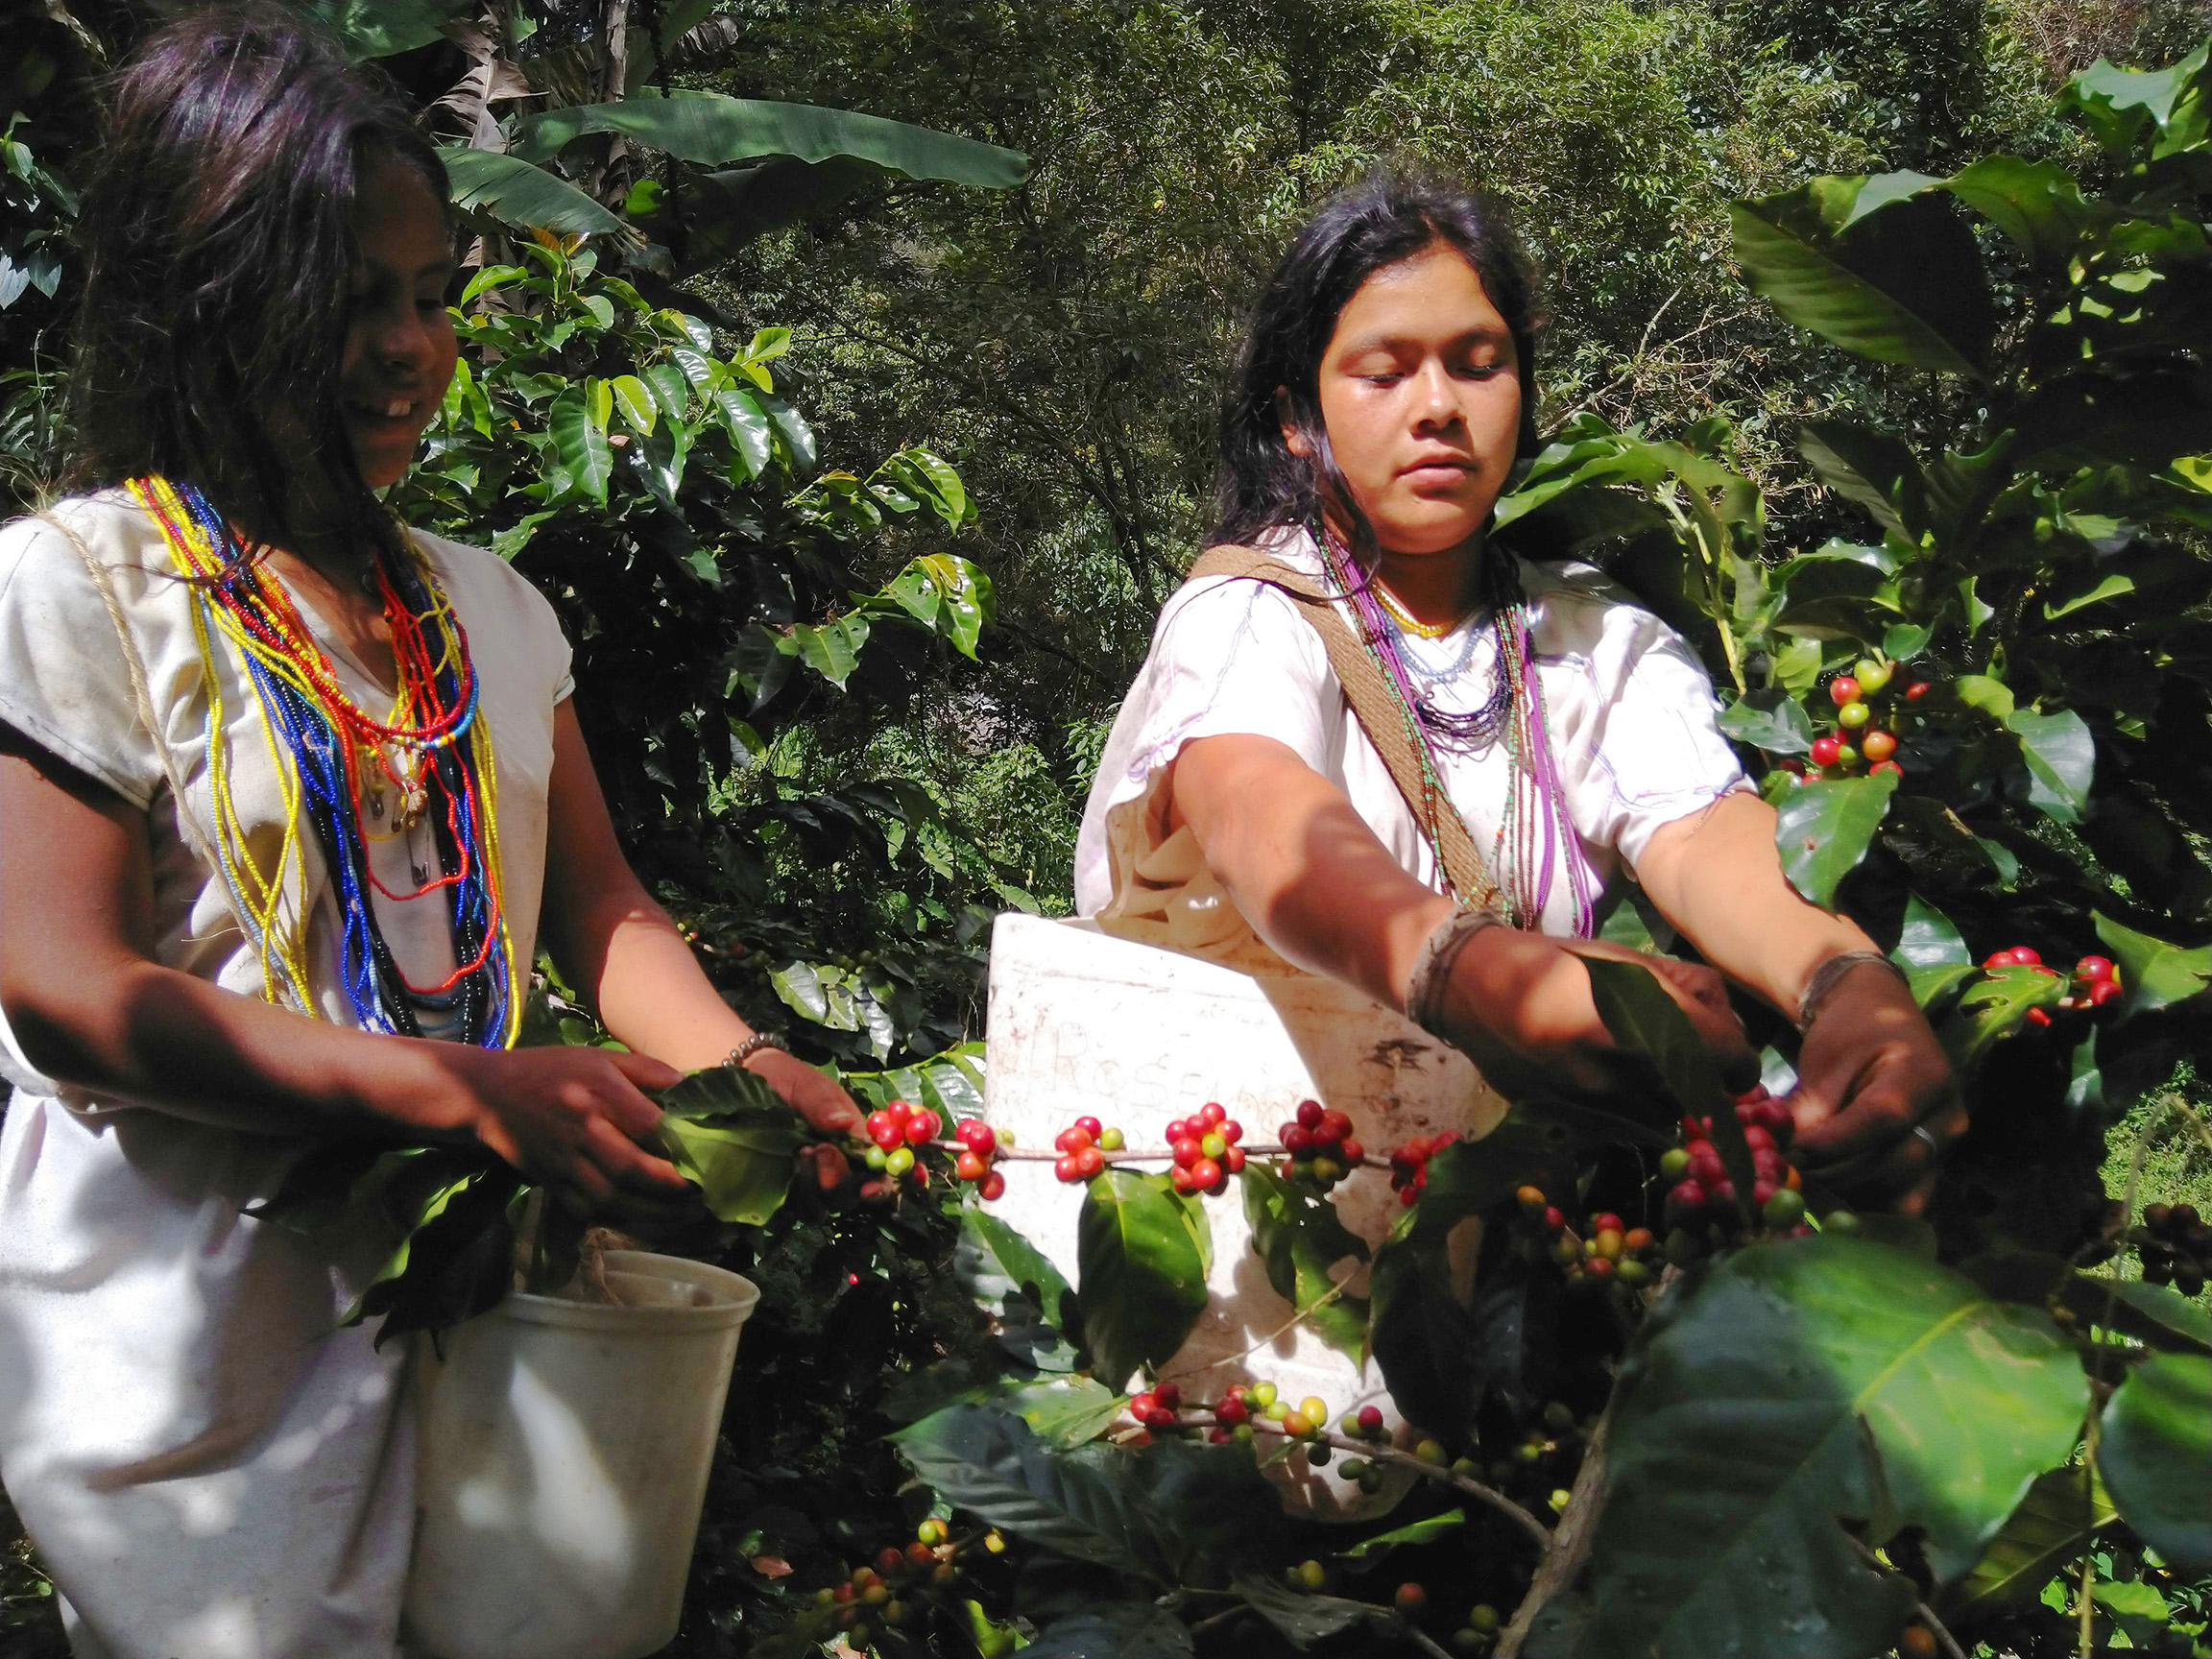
[402,1250,761,1659]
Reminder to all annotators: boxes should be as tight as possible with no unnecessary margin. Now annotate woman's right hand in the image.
[431,1044,693,1208]
[1444,928,1760,1097]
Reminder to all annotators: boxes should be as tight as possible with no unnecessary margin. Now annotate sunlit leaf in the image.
[2093,912,2211,1021]
[2099,1351,2212,1575]
[1077,1168,1211,1389]
[1773,772,1898,910]
[1528,1238,2089,1658]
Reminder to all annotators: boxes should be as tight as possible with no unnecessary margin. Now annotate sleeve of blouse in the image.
[1072,577,1334,920]
[1559,593,1748,875]
[0,511,166,809]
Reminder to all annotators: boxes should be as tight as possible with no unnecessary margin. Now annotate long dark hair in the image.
[64,4,446,551]
[1214,172,1542,573]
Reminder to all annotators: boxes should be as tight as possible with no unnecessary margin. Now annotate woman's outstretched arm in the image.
[536,703,861,1137]
[1167,732,1758,1094]
[1635,789,1961,1209]
[0,727,690,1208]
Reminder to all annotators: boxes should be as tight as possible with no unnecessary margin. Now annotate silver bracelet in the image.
[1406,905,1504,1036]
[1796,950,1909,1032]
[724,1032,787,1069]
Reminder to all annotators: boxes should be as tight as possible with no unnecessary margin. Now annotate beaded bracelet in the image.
[1405,905,1505,1037]
[1796,950,1910,1033]
[724,1032,788,1069]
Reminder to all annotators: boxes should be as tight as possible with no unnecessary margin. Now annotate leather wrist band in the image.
[724,1032,787,1069]
[1796,950,1910,1033]
[1406,905,1505,1037]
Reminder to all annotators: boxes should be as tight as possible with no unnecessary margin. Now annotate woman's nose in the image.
[372,301,430,372]
[1410,359,1459,427]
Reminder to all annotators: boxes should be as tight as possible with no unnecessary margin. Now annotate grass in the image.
[2099,1060,2212,1234]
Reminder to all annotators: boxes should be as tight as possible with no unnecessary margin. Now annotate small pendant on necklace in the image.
[368,791,385,820]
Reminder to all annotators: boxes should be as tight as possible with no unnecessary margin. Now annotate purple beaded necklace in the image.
[1316,524,1595,935]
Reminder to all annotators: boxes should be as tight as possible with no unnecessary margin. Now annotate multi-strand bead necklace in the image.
[131,475,518,1046]
[1317,523,1595,935]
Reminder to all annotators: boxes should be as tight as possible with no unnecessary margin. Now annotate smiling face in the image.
[336,156,457,492]
[1295,240,1523,566]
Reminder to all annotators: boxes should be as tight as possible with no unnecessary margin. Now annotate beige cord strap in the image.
[1184,542,1503,913]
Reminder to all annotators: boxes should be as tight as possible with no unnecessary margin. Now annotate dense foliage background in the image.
[4,2,2212,1657]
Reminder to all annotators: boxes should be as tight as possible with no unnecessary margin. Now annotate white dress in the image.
[1074,529,1747,960]
[0,490,572,1659]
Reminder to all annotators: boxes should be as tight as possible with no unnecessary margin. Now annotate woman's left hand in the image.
[745,1046,865,1139]
[1785,961,1962,1214]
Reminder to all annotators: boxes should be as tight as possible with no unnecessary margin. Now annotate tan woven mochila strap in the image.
[1183,543,1501,912]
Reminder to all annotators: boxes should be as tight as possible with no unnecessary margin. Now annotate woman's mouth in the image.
[348,396,421,426]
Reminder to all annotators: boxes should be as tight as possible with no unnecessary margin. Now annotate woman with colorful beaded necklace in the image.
[0,12,857,1656]
[1077,175,1960,1207]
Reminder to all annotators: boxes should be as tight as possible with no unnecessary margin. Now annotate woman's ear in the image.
[1275,387,1311,458]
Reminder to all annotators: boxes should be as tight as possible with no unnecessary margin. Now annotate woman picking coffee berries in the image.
[1076,173,1958,1208]
[0,12,857,1656]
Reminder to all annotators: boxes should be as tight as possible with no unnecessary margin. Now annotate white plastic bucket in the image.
[982,915,1510,1518]
[402,1250,761,1659]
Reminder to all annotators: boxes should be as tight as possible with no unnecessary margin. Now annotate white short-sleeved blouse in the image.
[1074,529,1746,968]
[0,489,573,1659]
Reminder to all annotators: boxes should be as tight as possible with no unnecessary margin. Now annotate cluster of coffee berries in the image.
[1278,1099,1365,1190]
[1168,1101,1247,1194]
[1389,1131,1460,1206]
[1329,1406,1393,1492]
[1051,1116,1114,1183]
[1515,1189,1661,1290]
[857,1099,942,1202]
[1453,1601,1503,1652]
[1797,657,1921,781]
[816,1520,1012,1652]
[1659,1086,1812,1256]
[1982,948,2125,1028]
[950,1118,1008,1201]
[2136,1203,2210,1297]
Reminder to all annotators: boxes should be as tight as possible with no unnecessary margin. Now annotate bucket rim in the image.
[489,1248,761,1332]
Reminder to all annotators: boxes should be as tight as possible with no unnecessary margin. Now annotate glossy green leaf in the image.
[1894,893,1970,968]
[1882,622,1931,661]
[1527,1237,2089,1659]
[2093,912,2211,1021]
[1718,692,1813,756]
[1240,1161,1369,1363]
[545,382,612,504]
[652,1067,805,1225]
[708,385,770,478]
[891,1405,1160,1578]
[440,146,632,241]
[2099,1351,2212,1575]
[2071,1275,2212,1354]
[299,0,457,60]
[1774,772,1898,910]
[759,392,817,471]
[1798,420,1927,540]
[2061,44,2211,159]
[791,614,870,689]
[458,263,529,306]
[512,89,1029,185]
[1944,964,2067,1069]
[1940,155,2104,270]
[1334,1507,1465,1564]
[958,1207,1081,1372]
[584,374,613,433]
[1076,1168,1211,1389]
[1951,1465,2116,1611]
[894,1405,1274,1585]
[608,373,657,436]
[2007,708,2095,824]
[986,1375,1124,1449]
[1231,1570,1375,1647]
[1731,181,1991,378]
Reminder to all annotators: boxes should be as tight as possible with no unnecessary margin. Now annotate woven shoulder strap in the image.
[1184,544,1499,910]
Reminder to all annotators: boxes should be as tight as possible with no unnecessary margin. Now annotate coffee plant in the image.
[6,10,2212,1659]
